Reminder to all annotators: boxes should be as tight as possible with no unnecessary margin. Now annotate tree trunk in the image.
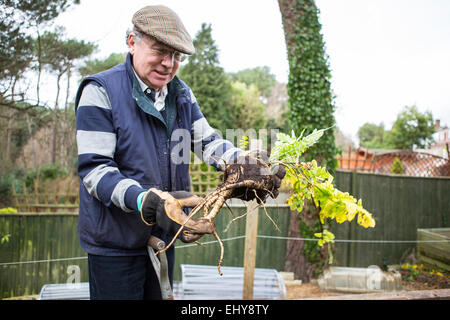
[64,67,71,118]
[52,114,58,164]
[279,0,333,281]
[278,0,308,59]
[6,79,17,161]
[61,68,72,167]
[284,208,314,282]
[279,0,316,283]
[6,110,14,161]
[52,73,62,164]
[25,113,37,168]
[284,202,330,283]
[36,31,42,106]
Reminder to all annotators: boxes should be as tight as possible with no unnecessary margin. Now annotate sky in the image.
[52,0,450,144]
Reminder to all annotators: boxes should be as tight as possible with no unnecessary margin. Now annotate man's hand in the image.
[140,189,215,243]
[224,150,286,203]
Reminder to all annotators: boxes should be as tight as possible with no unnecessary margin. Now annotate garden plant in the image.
[155,128,376,275]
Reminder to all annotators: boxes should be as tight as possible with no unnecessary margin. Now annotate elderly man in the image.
[75,5,284,300]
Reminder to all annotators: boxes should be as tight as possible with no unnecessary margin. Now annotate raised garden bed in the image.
[417,228,450,272]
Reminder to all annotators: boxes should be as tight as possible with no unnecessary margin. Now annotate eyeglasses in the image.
[150,46,186,62]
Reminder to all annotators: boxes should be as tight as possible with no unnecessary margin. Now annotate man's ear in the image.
[128,33,136,55]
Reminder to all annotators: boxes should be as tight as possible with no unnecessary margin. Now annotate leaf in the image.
[273,127,375,252]
[314,229,335,247]
[1,234,11,244]
[303,129,324,146]
[303,126,334,146]
[0,207,18,214]
[357,210,376,228]
[239,135,249,151]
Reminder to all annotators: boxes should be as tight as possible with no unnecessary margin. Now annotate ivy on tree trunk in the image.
[278,0,339,281]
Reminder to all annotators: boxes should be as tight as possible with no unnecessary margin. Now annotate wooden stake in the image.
[242,200,259,300]
[347,146,351,170]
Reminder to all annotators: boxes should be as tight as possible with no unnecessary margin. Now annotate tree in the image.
[391,157,404,174]
[0,0,81,107]
[278,0,338,170]
[0,0,80,78]
[278,0,339,282]
[357,123,386,149]
[178,23,233,134]
[79,53,126,78]
[0,0,81,170]
[229,67,288,149]
[0,18,33,95]
[0,0,84,206]
[385,105,435,149]
[2,0,80,25]
[334,127,355,151]
[60,38,97,110]
[229,82,267,130]
[37,27,95,164]
[229,66,277,98]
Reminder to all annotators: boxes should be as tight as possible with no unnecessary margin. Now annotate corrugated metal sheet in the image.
[178,264,286,300]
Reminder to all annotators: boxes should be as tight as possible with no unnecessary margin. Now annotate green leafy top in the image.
[270,127,327,164]
[270,129,375,246]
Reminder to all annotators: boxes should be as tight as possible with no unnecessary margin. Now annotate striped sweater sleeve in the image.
[189,89,242,170]
[76,82,146,212]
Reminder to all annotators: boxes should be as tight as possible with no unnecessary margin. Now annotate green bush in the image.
[0,163,69,206]
[0,168,26,206]
[391,157,404,175]
[0,207,18,213]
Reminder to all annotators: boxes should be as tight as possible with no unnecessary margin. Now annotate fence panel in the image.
[173,204,291,282]
[9,163,221,211]
[0,214,88,298]
[189,162,223,197]
[333,170,450,268]
[0,205,291,299]
[10,176,79,213]
[1,171,448,297]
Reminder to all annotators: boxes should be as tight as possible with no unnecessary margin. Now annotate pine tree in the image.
[391,157,404,175]
[178,23,233,134]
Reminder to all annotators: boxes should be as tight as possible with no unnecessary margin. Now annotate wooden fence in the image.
[0,204,291,299]
[0,213,85,298]
[10,176,79,213]
[9,163,222,212]
[2,170,449,298]
[188,162,223,196]
[332,170,450,267]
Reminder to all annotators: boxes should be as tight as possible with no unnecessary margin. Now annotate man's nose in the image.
[160,54,174,68]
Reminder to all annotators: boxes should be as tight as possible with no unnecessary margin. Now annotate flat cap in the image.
[132,5,195,55]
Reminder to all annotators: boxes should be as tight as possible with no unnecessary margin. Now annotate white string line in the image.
[176,235,246,248]
[175,234,450,248]
[0,256,88,266]
[256,235,450,244]
[1,234,448,266]
[0,236,249,266]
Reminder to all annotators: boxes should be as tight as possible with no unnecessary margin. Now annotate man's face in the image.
[128,33,182,91]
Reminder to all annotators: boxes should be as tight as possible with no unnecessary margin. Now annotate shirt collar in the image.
[132,67,167,100]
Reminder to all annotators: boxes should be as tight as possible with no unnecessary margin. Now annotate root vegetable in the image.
[154,179,275,275]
